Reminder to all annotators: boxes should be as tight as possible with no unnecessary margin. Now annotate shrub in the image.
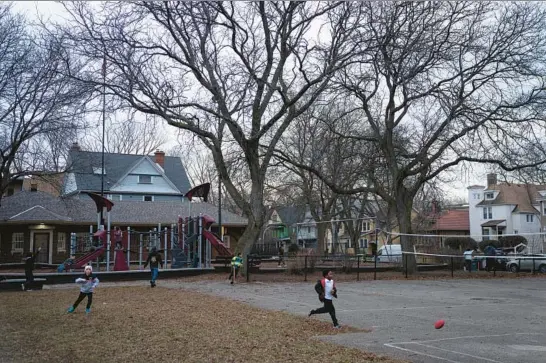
[498,235,527,248]
[287,243,300,256]
[286,249,317,275]
[478,239,499,252]
[444,237,477,250]
[340,255,355,273]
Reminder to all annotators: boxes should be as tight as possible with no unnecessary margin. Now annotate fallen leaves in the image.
[0,285,404,363]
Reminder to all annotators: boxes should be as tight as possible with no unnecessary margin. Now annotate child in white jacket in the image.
[67,265,99,314]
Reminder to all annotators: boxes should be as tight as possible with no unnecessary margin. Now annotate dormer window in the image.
[485,192,494,199]
[138,175,152,184]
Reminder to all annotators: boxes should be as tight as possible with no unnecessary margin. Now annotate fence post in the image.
[304,255,308,282]
[451,257,454,278]
[374,253,377,280]
[405,253,408,279]
[127,227,131,268]
[246,254,250,283]
[357,255,360,281]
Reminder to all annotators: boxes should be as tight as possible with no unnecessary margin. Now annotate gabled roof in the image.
[427,208,470,232]
[108,156,181,193]
[65,150,191,195]
[0,191,247,226]
[475,183,546,214]
[9,205,72,222]
[275,205,307,226]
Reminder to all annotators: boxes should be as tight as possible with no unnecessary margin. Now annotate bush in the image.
[498,235,527,248]
[287,243,300,256]
[478,240,499,252]
[286,250,317,275]
[340,255,355,273]
[444,237,477,250]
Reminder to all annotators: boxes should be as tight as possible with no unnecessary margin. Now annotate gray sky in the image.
[11,0,484,201]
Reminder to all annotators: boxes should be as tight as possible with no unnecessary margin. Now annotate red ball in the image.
[434,319,445,329]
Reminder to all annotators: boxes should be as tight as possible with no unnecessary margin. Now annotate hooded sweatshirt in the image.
[75,268,99,293]
[144,251,163,269]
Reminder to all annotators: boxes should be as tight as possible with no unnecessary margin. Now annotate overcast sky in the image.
[10,1,486,201]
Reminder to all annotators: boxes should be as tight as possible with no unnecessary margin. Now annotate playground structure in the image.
[59,214,233,272]
[171,214,232,268]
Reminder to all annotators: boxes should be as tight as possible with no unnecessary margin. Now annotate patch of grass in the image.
[0,286,404,363]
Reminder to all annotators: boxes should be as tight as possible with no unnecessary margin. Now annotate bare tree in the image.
[0,4,89,204]
[275,2,546,272]
[81,111,167,155]
[54,2,363,265]
[169,137,242,215]
[278,104,369,254]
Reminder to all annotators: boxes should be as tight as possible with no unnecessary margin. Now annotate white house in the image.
[468,173,546,251]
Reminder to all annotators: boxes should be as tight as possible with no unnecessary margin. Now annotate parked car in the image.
[375,245,402,263]
[505,255,546,273]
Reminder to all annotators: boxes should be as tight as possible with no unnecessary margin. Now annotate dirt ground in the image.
[0,285,406,363]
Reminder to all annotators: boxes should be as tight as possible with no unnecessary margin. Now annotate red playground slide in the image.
[69,246,106,269]
[202,230,232,257]
[113,249,129,271]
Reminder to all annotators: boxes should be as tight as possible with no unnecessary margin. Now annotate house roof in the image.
[275,205,307,226]
[427,208,470,232]
[481,219,506,227]
[66,150,192,195]
[0,191,247,226]
[476,183,546,214]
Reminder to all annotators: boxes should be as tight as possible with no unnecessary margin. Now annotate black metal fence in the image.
[243,252,546,282]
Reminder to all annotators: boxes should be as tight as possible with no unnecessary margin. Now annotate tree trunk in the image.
[316,221,328,256]
[395,190,417,274]
[234,178,267,276]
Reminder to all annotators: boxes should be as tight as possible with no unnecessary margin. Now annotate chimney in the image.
[154,150,165,167]
[487,173,497,187]
[70,142,81,151]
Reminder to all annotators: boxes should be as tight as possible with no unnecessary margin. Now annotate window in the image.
[75,232,93,253]
[362,221,370,232]
[485,192,494,199]
[92,167,105,175]
[307,226,311,233]
[514,230,519,234]
[30,183,38,192]
[482,228,490,237]
[473,193,481,200]
[359,238,368,248]
[57,233,66,253]
[108,194,122,201]
[526,214,534,223]
[138,175,152,184]
[143,195,153,202]
[483,207,492,219]
[11,233,24,253]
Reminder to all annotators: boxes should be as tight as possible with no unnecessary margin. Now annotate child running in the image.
[67,265,99,315]
[144,246,163,287]
[308,269,341,329]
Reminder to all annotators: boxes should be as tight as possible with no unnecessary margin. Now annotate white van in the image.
[376,245,402,263]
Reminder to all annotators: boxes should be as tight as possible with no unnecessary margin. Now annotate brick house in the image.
[0,191,246,264]
[0,146,246,264]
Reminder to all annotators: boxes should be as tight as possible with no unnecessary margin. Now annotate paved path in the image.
[162,278,546,363]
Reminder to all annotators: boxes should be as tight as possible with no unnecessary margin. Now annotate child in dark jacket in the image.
[67,265,99,315]
[22,247,41,291]
[144,247,163,287]
[308,269,340,328]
